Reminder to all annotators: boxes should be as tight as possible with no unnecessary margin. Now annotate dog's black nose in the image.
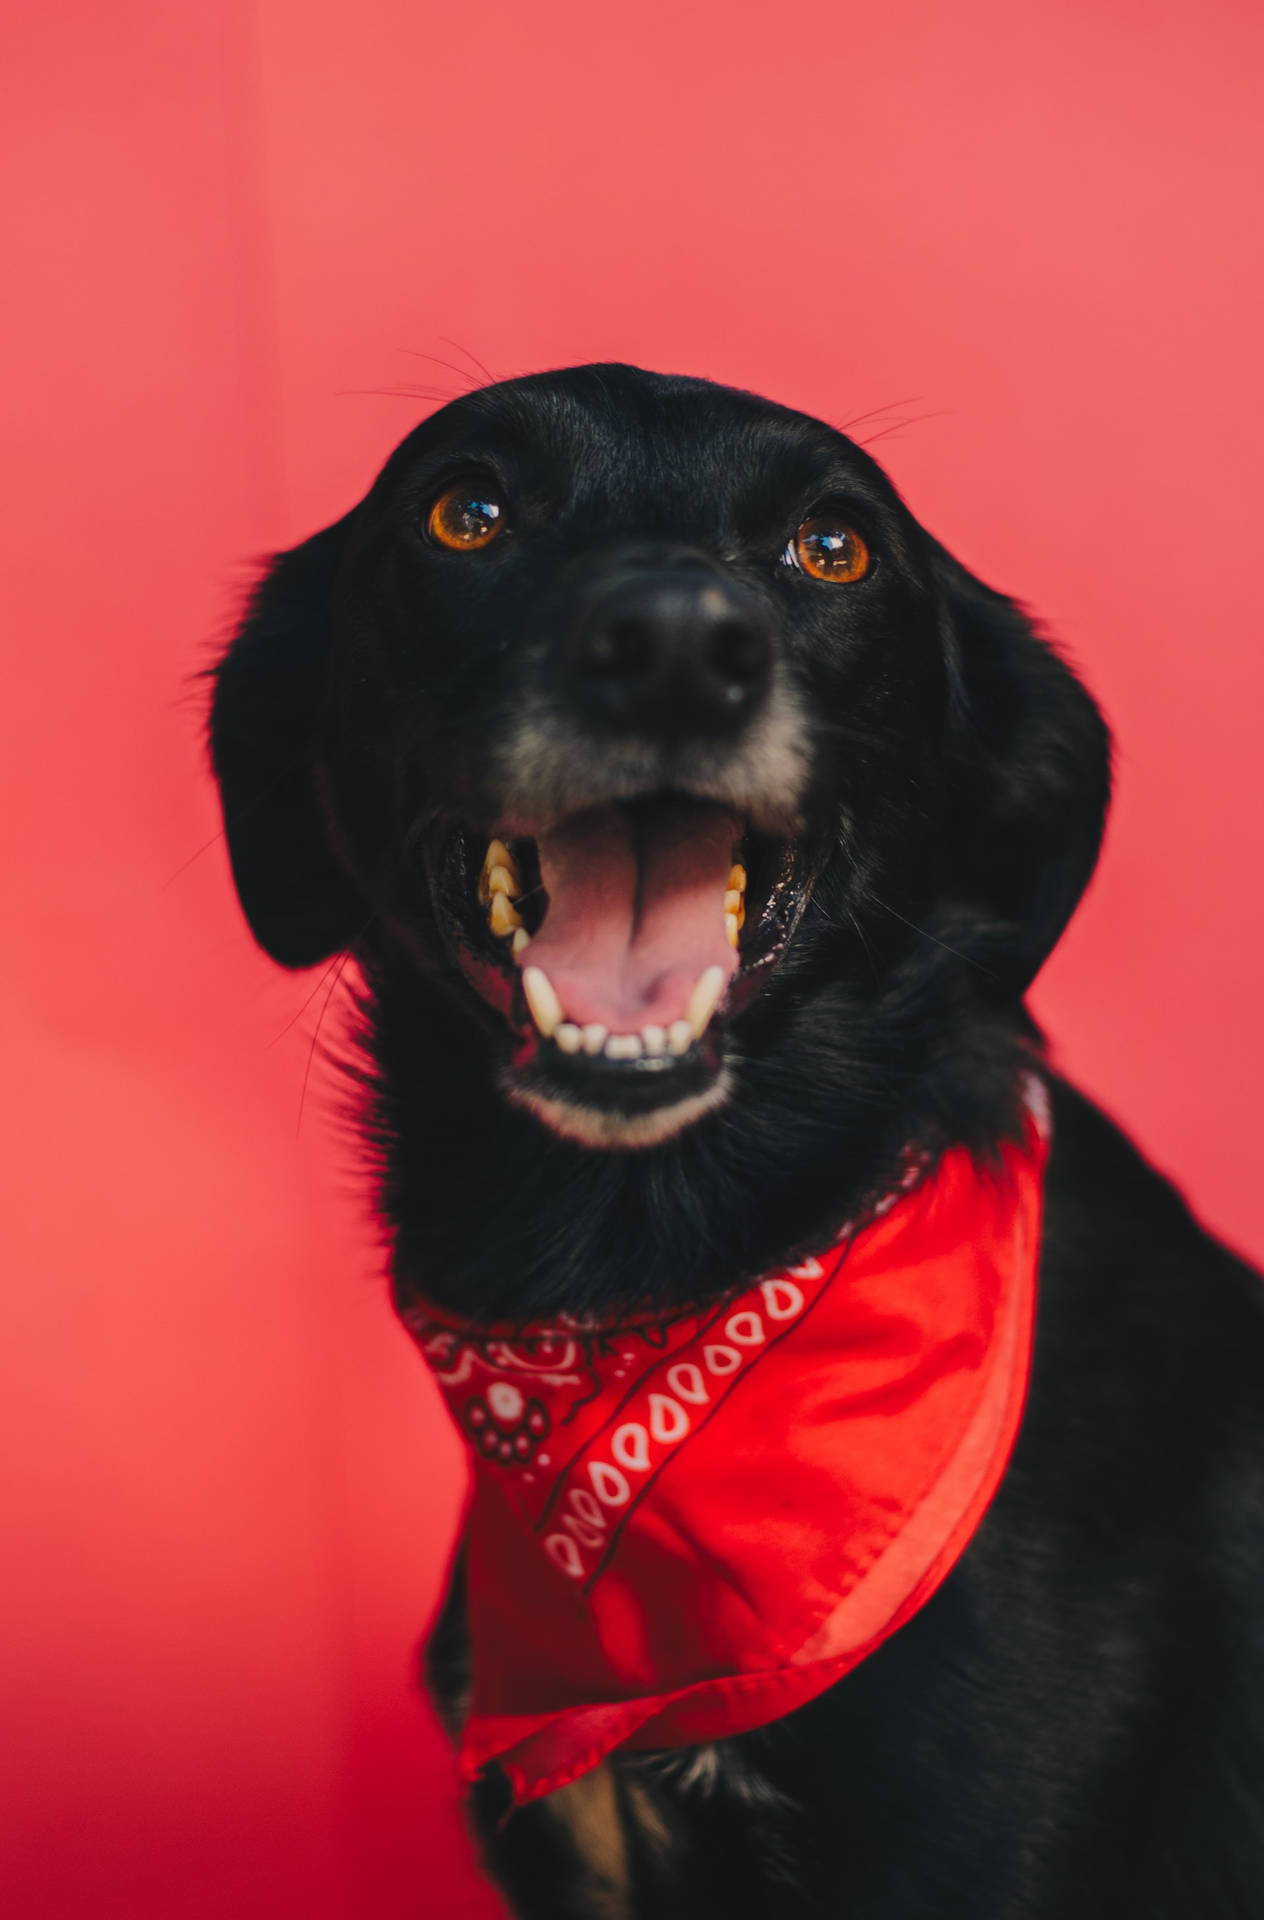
[566,570,773,738]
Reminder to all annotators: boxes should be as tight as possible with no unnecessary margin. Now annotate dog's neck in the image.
[355,948,1036,1326]
[405,1111,1049,1803]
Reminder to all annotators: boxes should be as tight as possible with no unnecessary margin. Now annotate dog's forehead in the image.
[395,364,881,517]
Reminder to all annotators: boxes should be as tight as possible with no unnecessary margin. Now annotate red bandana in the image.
[404,1087,1049,1806]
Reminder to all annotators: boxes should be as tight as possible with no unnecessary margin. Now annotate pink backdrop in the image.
[2,3,1261,1913]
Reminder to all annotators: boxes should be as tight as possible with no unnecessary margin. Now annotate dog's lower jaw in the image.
[500,1068,735,1149]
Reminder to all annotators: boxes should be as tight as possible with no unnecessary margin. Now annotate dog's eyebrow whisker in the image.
[437,336,497,386]
[399,347,486,393]
[857,410,952,448]
[338,384,464,407]
[837,395,925,432]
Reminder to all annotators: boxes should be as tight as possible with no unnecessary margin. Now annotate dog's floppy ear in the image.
[933,540,1112,1000]
[209,516,367,968]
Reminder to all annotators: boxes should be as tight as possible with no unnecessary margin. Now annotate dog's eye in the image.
[784,516,870,584]
[427,482,506,551]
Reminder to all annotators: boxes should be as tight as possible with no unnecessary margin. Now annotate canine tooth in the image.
[605,1034,643,1060]
[555,1023,582,1053]
[686,965,726,1038]
[725,912,740,949]
[512,926,531,955]
[581,1023,608,1055]
[667,1019,694,1055]
[489,892,523,937]
[641,1025,666,1055]
[724,889,743,914]
[487,864,518,896]
[728,864,747,894]
[522,966,563,1037]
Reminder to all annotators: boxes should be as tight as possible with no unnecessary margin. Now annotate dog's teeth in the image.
[489,892,523,937]
[725,912,740,949]
[486,864,517,897]
[686,965,726,1039]
[667,1019,694,1055]
[724,888,743,914]
[605,1033,643,1060]
[641,1025,666,1055]
[581,1023,609,1055]
[479,838,517,904]
[512,926,531,955]
[522,966,563,1037]
[728,864,747,894]
[555,1023,582,1053]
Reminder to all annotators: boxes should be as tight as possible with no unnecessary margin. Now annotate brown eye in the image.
[788,516,870,583]
[427,482,505,551]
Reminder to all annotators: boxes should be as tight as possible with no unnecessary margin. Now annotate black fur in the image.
[209,365,1264,1915]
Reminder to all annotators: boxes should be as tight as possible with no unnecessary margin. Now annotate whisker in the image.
[296,947,358,1138]
[336,384,459,405]
[399,347,484,391]
[163,825,227,889]
[847,908,882,987]
[857,410,951,447]
[867,891,990,973]
[838,396,924,432]
[269,951,355,1048]
[438,336,496,384]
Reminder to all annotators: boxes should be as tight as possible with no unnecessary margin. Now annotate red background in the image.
[2,3,1261,1913]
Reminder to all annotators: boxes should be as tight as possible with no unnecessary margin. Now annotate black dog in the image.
[209,365,1264,1917]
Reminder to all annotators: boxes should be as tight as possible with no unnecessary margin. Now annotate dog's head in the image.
[211,364,1109,1166]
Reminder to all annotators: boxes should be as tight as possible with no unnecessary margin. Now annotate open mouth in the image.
[427,795,812,1147]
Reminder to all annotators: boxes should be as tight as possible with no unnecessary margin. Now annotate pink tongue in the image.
[526,802,741,1033]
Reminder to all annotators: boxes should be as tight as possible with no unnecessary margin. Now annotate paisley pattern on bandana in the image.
[403,1086,1049,1806]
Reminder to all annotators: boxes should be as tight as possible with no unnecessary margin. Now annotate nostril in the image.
[707,618,771,691]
